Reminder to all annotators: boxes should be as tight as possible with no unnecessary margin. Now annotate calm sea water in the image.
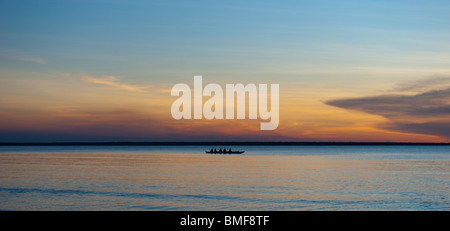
[0,145,448,211]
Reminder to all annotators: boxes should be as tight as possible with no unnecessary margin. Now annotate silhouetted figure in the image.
[214,148,217,152]
[229,148,232,152]
[210,148,213,152]
[219,148,222,152]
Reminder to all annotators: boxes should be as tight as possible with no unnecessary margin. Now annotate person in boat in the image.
[210,148,213,152]
[214,148,217,152]
[228,148,232,152]
[223,148,228,153]
[219,148,222,153]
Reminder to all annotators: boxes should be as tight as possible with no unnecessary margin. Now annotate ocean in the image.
[0,145,448,211]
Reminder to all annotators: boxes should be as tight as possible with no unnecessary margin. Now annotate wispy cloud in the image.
[80,75,147,93]
[390,74,450,93]
[57,73,148,93]
[1,50,48,64]
[325,78,450,140]
[18,57,47,64]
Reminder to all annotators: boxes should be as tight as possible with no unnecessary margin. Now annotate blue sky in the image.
[2,0,449,81]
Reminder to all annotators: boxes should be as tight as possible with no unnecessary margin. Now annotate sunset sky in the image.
[1,0,450,142]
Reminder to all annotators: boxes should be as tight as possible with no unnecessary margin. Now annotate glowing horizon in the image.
[1,0,450,142]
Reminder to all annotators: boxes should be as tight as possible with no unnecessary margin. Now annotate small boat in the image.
[205,149,245,154]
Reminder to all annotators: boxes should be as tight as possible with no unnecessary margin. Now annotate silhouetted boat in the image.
[205,149,245,154]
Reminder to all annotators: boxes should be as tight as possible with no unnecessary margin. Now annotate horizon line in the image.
[0,141,449,145]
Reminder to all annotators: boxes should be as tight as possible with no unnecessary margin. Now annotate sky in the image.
[1,0,450,142]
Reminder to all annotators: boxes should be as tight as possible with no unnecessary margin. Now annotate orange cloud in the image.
[0,72,447,142]
[325,86,450,141]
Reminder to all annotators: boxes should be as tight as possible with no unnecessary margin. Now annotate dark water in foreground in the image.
[0,145,448,210]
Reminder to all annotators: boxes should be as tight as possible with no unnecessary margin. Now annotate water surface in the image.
[0,145,448,210]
